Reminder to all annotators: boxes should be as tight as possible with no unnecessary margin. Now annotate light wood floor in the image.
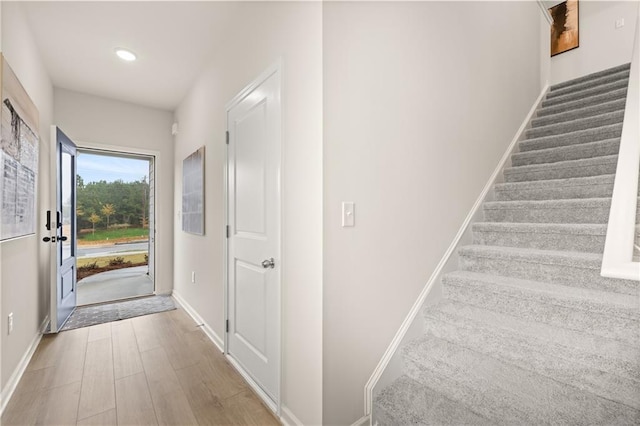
[2,308,281,425]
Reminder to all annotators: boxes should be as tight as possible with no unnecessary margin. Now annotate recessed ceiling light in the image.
[115,48,137,62]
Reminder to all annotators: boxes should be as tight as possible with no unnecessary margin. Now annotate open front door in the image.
[49,127,77,332]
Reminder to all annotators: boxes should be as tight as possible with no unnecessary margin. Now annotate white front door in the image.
[226,65,281,406]
[49,126,77,332]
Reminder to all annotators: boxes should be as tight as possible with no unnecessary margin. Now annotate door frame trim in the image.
[74,140,161,296]
[224,59,283,416]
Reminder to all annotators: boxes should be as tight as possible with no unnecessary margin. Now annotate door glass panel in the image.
[61,150,73,262]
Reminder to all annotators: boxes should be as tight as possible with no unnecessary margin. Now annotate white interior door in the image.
[227,65,281,405]
[49,126,77,332]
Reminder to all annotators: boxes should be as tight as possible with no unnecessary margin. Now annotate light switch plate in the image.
[616,18,625,29]
[342,202,355,227]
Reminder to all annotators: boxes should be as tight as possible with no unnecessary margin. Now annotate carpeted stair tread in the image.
[546,69,630,99]
[458,244,638,295]
[424,301,640,383]
[541,78,629,108]
[519,123,622,153]
[537,87,628,117]
[422,302,640,409]
[443,271,640,345]
[503,154,618,182]
[511,138,619,167]
[550,63,630,91]
[373,375,492,426]
[402,335,640,425]
[472,222,607,252]
[525,110,623,139]
[531,98,625,128]
[459,244,605,268]
[483,197,617,224]
[494,174,615,201]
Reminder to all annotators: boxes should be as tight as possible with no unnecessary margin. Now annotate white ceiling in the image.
[23,1,241,111]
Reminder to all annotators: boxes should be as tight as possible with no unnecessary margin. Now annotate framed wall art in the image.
[550,0,579,57]
[0,55,39,241]
[182,146,205,235]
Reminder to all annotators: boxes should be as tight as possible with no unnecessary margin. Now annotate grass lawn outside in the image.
[77,252,149,281]
[77,252,148,268]
[78,227,149,245]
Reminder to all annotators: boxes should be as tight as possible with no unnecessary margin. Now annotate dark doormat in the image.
[60,295,176,331]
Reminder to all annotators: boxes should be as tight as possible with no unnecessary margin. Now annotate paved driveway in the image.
[77,266,153,306]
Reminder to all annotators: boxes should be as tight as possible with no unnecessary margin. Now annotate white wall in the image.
[1,1,54,391]
[551,1,639,84]
[323,2,542,424]
[541,6,552,88]
[53,88,174,296]
[173,2,322,424]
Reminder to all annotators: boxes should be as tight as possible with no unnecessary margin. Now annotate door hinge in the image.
[226,225,229,238]
[226,319,229,333]
[225,131,229,145]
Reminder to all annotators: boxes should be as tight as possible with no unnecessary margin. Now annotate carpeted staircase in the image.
[373,63,640,425]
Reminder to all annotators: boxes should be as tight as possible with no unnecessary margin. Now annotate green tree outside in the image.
[77,177,149,231]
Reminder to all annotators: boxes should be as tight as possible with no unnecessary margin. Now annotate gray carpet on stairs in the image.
[373,63,640,425]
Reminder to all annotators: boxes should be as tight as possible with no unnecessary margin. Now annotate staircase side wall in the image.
[323,2,543,424]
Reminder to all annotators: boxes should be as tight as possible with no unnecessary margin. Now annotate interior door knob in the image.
[59,236,68,241]
[261,258,275,269]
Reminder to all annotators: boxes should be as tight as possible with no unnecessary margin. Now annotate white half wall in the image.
[1,2,54,391]
[172,2,322,424]
[323,1,542,424]
[53,88,174,295]
[550,0,640,84]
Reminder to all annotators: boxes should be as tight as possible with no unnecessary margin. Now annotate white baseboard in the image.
[171,291,224,352]
[280,405,304,426]
[352,414,371,426]
[362,84,550,416]
[1,315,49,415]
